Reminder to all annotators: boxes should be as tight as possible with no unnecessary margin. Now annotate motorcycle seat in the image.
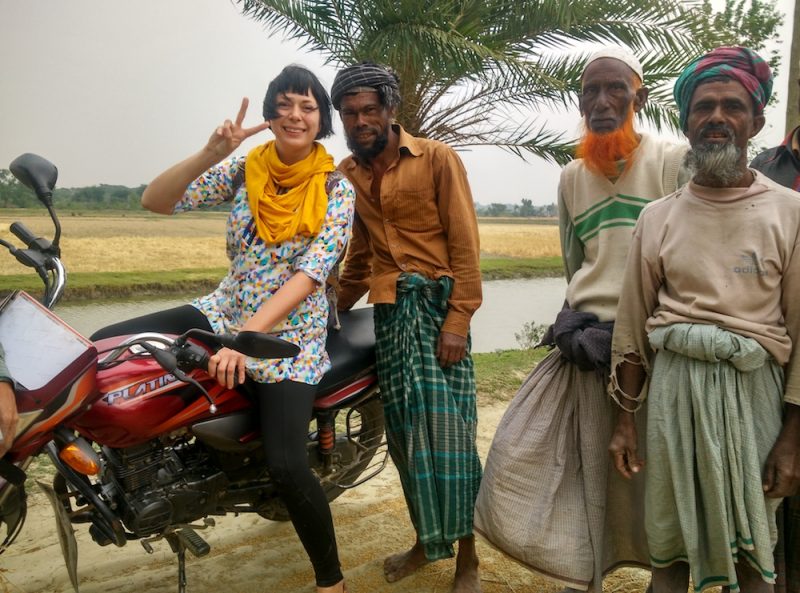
[317,307,376,395]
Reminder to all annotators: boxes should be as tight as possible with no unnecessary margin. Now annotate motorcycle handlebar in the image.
[10,221,56,256]
[148,340,219,412]
[174,341,211,372]
[101,333,272,414]
[13,248,47,273]
[180,328,300,360]
[100,329,296,410]
[9,222,37,248]
[2,220,64,309]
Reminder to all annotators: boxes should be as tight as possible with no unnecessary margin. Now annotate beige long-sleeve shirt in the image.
[611,171,800,405]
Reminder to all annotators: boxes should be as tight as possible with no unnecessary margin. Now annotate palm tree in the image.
[787,0,799,134]
[235,0,716,164]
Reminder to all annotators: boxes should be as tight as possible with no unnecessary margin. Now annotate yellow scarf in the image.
[245,141,335,244]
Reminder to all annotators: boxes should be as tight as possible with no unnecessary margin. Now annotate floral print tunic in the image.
[174,156,355,385]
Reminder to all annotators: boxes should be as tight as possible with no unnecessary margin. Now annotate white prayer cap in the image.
[584,47,644,82]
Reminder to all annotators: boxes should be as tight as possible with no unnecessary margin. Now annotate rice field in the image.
[0,214,561,275]
[479,222,560,259]
[0,214,228,274]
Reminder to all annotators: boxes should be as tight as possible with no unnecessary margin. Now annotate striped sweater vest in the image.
[561,134,687,321]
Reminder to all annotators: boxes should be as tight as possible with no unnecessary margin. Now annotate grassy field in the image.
[0,213,562,299]
[477,216,558,226]
[473,347,548,405]
[479,222,560,259]
[0,214,229,274]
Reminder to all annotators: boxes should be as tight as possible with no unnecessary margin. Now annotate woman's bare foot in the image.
[383,539,429,583]
[452,536,481,593]
[316,579,346,593]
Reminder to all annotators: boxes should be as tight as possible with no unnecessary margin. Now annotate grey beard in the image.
[683,142,744,187]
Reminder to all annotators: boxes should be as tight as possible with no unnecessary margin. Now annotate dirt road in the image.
[0,403,653,593]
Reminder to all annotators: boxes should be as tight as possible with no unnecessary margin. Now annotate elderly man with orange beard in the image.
[474,47,688,592]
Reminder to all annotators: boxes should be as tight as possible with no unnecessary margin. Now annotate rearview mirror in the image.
[9,153,58,205]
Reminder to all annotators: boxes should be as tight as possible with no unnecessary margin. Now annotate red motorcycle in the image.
[0,154,386,593]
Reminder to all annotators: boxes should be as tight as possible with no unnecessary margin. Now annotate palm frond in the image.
[234,0,728,158]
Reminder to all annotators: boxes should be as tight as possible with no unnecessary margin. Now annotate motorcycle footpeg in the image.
[177,528,210,558]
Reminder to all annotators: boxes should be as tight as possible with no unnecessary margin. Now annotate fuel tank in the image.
[71,336,249,448]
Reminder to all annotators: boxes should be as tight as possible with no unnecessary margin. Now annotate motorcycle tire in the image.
[257,395,385,522]
[0,481,26,554]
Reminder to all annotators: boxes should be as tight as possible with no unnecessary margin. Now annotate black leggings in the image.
[91,306,343,587]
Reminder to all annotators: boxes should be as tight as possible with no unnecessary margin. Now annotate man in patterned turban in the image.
[672,46,772,189]
[334,62,484,593]
[610,48,800,592]
[674,46,773,132]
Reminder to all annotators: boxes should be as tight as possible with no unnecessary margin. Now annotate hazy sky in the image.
[0,0,795,205]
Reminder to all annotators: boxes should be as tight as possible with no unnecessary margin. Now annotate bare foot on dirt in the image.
[452,536,481,593]
[383,540,429,583]
[452,563,481,593]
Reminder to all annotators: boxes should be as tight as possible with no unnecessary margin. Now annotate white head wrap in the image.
[584,47,644,82]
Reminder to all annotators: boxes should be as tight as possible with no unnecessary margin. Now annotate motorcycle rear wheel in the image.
[257,395,385,522]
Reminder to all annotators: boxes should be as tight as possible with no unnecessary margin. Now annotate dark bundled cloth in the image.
[540,306,614,372]
[331,63,398,110]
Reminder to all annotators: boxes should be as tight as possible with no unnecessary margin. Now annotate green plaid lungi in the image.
[374,273,482,560]
[646,324,784,591]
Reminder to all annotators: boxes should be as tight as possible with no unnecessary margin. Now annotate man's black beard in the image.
[347,127,389,163]
[684,124,744,187]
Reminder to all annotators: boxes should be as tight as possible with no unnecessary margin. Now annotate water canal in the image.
[55,277,567,352]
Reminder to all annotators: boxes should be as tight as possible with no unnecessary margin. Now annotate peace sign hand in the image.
[204,97,271,160]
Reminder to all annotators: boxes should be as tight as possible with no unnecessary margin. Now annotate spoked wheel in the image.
[319,395,386,497]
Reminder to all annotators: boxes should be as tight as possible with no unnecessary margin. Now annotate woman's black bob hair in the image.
[262,65,334,140]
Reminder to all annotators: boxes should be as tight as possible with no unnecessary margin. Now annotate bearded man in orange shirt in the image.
[332,62,483,593]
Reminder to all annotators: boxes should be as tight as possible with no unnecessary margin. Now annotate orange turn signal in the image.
[59,443,100,476]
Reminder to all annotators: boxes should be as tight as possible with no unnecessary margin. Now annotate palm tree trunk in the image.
[787,0,799,135]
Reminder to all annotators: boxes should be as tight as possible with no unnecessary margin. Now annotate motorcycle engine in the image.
[101,440,228,537]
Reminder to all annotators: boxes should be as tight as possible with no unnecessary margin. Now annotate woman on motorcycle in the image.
[92,65,354,593]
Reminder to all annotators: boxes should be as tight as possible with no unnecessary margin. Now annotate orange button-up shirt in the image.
[337,125,482,337]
